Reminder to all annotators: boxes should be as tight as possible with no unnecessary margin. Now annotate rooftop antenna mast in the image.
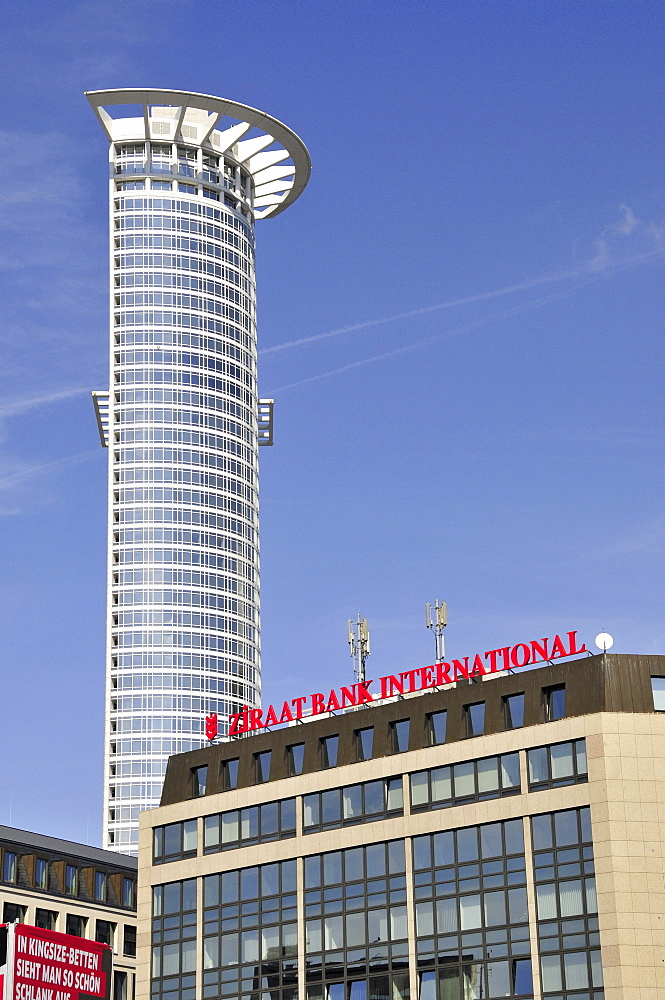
[348,613,370,685]
[426,600,447,662]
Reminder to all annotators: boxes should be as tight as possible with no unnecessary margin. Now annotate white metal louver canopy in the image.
[85,88,311,219]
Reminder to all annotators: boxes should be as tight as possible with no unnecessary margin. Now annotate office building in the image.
[0,826,137,999]
[137,647,665,1000]
[87,89,310,852]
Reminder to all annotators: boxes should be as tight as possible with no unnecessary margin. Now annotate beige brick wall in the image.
[587,713,665,1000]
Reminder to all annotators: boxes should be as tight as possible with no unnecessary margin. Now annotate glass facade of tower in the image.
[89,91,310,853]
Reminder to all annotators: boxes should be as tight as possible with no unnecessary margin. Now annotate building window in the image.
[304,777,404,833]
[35,858,48,890]
[65,864,78,896]
[413,819,529,998]
[95,871,107,901]
[320,735,339,768]
[3,902,26,923]
[123,924,137,958]
[35,909,56,931]
[96,920,115,948]
[122,877,135,909]
[356,727,374,761]
[545,685,566,721]
[411,752,520,811]
[2,851,17,883]
[191,765,208,797]
[154,819,197,864]
[287,743,305,776]
[201,861,296,1000]
[255,750,271,783]
[651,676,665,711]
[464,701,485,737]
[390,719,410,753]
[113,972,127,1000]
[503,692,525,729]
[204,797,296,853]
[66,914,86,937]
[151,879,197,1000]
[528,740,588,790]
[304,841,407,972]
[531,807,601,995]
[427,710,447,745]
[221,758,239,790]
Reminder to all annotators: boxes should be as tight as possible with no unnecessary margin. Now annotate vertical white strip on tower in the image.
[87,89,310,853]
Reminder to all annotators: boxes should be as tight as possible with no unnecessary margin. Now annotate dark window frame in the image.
[527,739,588,791]
[254,750,272,783]
[286,742,305,776]
[464,701,486,738]
[426,710,447,746]
[544,684,566,722]
[203,797,297,854]
[191,764,208,797]
[303,777,404,834]
[153,819,198,864]
[220,757,239,791]
[355,726,374,762]
[390,718,411,754]
[503,692,525,730]
[320,734,339,769]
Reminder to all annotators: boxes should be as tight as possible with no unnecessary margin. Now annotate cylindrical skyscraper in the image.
[88,89,310,853]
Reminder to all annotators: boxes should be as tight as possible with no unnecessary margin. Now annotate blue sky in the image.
[0,0,663,843]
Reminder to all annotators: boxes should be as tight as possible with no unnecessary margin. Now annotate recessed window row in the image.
[116,288,252,313]
[116,307,252,336]
[117,231,254,262]
[113,192,254,235]
[116,440,256,467]
[304,778,404,834]
[114,567,257,598]
[527,740,587,791]
[203,798,297,853]
[117,250,251,276]
[115,525,255,547]
[410,752,520,811]
[0,848,135,909]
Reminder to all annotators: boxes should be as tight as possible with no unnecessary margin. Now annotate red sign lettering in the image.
[224,630,587,734]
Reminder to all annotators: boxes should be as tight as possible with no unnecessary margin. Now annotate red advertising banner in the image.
[0,925,111,1000]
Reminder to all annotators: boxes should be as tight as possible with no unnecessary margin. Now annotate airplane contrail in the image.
[261,249,664,357]
[0,449,99,491]
[272,281,591,393]
[0,387,90,420]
